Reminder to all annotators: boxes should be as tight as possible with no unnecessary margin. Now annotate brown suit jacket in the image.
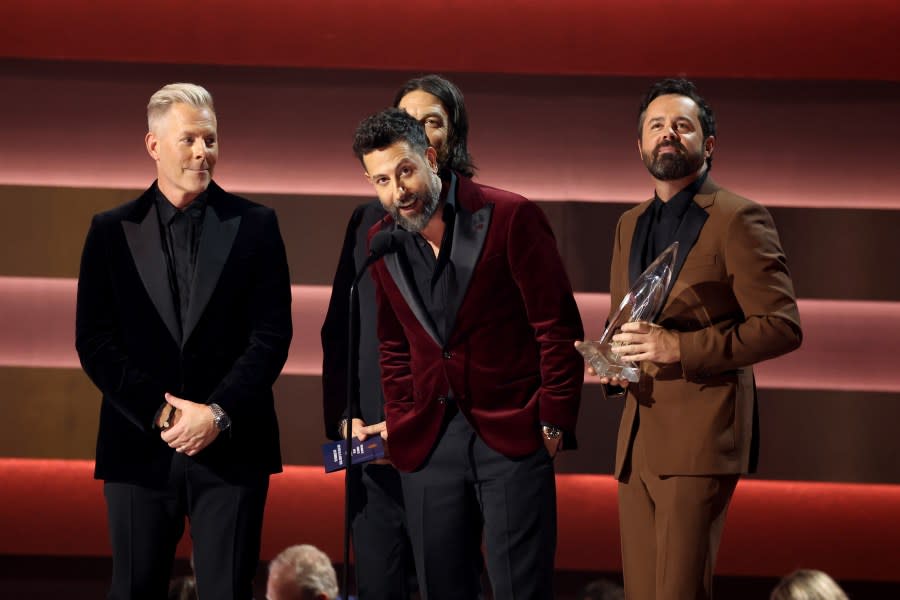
[609,178,802,478]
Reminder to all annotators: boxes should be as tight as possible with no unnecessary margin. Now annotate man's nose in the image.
[662,122,679,139]
[193,139,208,159]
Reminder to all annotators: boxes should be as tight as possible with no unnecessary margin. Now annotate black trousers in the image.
[400,408,557,600]
[350,462,416,600]
[104,453,269,600]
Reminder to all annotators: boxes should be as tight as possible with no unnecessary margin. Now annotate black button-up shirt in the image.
[401,175,457,343]
[155,190,207,340]
[642,172,707,271]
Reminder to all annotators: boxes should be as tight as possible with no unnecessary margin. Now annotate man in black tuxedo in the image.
[320,75,476,600]
[76,83,293,599]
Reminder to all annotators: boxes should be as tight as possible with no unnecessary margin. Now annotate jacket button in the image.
[442,351,453,359]
[437,396,447,404]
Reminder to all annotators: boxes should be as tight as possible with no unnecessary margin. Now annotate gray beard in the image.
[392,176,441,233]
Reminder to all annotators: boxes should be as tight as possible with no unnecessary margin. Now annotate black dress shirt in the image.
[155,190,207,341]
[642,172,707,271]
[400,176,457,343]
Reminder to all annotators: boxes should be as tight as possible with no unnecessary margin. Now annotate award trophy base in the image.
[576,340,640,383]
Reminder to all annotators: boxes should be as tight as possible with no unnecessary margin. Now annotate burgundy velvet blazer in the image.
[369,174,584,472]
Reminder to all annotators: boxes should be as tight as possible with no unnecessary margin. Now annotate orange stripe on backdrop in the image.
[1,0,898,80]
[1,276,897,392]
[2,458,899,580]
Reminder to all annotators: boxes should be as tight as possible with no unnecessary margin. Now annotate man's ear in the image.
[425,146,438,172]
[145,131,159,161]
[704,135,716,160]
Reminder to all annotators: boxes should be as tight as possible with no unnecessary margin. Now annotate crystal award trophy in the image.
[576,241,679,382]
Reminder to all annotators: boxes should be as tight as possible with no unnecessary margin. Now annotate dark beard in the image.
[644,141,705,181]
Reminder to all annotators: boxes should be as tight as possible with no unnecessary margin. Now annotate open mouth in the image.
[396,197,420,211]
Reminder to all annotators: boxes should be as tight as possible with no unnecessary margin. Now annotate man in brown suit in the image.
[595,79,802,599]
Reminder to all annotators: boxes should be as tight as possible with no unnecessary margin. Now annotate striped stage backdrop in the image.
[1,0,899,594]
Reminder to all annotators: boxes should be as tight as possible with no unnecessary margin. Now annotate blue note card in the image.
[322,437,386,473]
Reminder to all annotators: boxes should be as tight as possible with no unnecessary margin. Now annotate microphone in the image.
[367,229,408,264]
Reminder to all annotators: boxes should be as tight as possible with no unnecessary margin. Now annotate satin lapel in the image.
[182,200,241,347]
[122,202,181,344]
[661,198,710,310]
[383,250,443,347]
[628,205,653,286]
[445,203,492,338]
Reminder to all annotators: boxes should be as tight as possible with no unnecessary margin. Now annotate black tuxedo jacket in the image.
[76,181,293,486]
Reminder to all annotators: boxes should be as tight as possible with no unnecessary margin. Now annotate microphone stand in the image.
[341,230,400,600]
[342,267,363,600]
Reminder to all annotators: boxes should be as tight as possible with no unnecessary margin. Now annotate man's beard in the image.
[390,173,441,233]
[434,143,449,173]
[643,140,705,180]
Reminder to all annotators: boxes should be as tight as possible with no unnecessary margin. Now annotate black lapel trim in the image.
[122,201,182,344]
[661,200,710,310]
[628,204,653,286]
[445,202,492,339]
[670,202,709,282]
[182,196,241,347]
[383,249,443,348]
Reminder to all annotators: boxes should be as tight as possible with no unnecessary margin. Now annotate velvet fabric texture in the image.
[370,174,584,473]
[76,181,293,486]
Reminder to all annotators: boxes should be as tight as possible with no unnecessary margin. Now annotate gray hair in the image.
[770,569,849,600]
[269,544,338,600]
[147,83,215,132]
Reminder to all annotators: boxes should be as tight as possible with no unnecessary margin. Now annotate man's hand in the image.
[340,418,392,464]
[341,418,389,442]
[612,321,680,364]
[542,434,562,459]
[160,393,219,456]
[574,340,631,389]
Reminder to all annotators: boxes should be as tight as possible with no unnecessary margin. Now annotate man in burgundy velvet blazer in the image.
[353,108,583,599]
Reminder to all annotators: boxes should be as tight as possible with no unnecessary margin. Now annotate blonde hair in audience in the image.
[770,569,849,600]
[269,544,338,600]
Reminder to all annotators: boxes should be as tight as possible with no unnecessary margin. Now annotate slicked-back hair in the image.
[147,82,215,133]
[393,74,477,177]
[638,78,716,169]
[352,108,429,166]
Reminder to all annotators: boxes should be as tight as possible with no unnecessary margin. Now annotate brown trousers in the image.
[618,426,738,600]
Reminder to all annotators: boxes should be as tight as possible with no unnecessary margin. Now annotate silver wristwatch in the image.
[542,424,562,440]
[209,403,231,431]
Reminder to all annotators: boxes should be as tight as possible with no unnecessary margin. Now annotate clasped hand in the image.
[159,393,219,457]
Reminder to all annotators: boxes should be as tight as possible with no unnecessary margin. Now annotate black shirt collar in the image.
[652,171,708,219]
[155,187,208,224]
